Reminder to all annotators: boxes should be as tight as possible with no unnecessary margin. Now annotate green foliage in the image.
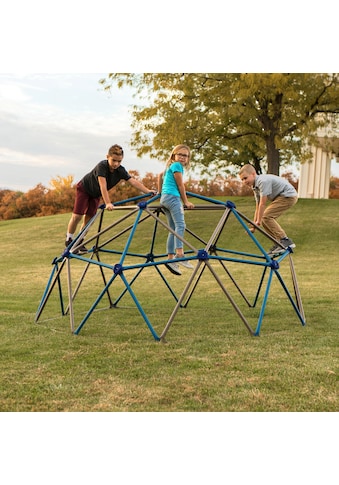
[100,73,339,175]
[0,198,338,411]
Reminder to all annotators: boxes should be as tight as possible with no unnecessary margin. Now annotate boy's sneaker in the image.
[268,244,284,256]
[66,238,88,254]
[76,244,88,255]
[74,238,88,254]
[165,262,182,276]
[268,238,295,256]
[280,237,295,249]
[175,255,194,269]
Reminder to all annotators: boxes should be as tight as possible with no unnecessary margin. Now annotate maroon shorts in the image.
[73,181,100,218]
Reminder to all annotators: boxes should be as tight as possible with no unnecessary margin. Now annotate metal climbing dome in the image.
[35,192,306,341]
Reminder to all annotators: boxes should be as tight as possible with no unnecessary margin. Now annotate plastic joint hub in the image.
[114,264,123,275]
[197,249,209,260]
[269,260,279,269]
[226,200,236,209]
[138,201,147,209]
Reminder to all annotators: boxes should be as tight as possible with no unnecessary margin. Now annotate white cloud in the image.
[0,83,31,102]
[0,73,165,191]
[0,146,75,168]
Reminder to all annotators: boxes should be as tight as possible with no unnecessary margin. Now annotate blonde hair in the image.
[165,144,191,169]
[239,164,256,176]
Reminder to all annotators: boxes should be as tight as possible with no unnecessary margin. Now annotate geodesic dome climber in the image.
[35,192,306,341]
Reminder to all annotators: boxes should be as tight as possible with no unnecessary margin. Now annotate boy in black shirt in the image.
[65,144,155,251]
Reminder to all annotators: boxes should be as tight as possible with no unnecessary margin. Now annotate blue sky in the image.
[0,73,164,191]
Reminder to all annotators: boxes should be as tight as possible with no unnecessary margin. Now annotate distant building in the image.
[298,125,339,199]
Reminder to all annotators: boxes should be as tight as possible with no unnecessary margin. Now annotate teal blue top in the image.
[161,162,184,197]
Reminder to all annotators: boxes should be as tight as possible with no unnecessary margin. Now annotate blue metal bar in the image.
[112,192,160,207]
[119,208,143,264]
[154,265,180,303]
[228,206,272,259]
[254,267,275,336]
[73,272,118,335]
[35,264,57,317]
[252,267,268,308]
[200,253,271,268]
[112,266,145,306]
[35,259,67,321]
[119,272,160,341]
[186,192,227,206]
[93,252,114,308]
[112,211,182,306]
[274,270,306,326]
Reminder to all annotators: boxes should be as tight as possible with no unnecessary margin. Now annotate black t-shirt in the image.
[81,160,131,198]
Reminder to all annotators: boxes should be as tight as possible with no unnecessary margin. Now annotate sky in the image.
[0,73,165,192]
[1,72,338,193]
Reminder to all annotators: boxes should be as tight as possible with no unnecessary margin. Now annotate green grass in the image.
[0,197,338,411]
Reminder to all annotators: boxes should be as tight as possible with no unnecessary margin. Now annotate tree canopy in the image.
[100,73,339,175]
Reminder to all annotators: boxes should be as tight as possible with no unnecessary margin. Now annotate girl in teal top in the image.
[158,144,195,276]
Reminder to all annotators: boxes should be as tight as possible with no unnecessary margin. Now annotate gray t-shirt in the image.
[253,174,297,203]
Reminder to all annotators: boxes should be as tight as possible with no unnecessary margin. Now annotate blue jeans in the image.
[160,194,185,255]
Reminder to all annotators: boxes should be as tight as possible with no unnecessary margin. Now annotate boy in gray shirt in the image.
[239,164,298,255]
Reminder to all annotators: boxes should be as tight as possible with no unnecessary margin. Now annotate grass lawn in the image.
[0,196,338,412]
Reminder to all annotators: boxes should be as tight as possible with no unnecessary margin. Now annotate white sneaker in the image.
[175,255,194,269]
[165,262,182,276]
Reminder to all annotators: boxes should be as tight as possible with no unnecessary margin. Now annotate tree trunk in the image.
[266,135,280,175]
[253,157,263,174]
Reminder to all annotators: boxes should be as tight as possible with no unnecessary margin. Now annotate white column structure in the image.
[298,126,339,199]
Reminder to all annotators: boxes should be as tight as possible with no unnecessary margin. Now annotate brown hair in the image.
[108,144,124,157]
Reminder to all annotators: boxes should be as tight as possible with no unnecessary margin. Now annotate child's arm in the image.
[174,172,194,209]
[98,176,114,210]
[157,172,164,193]
[128,177,156,194]
[255,195,268,225]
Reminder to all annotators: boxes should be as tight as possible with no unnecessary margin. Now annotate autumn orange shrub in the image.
[329,176,339,198]
[1,173,338,221]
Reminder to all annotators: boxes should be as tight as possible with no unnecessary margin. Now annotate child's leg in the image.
[262,196,297,239]
[161,194,185,257]
[165,211,175,258]
[170,200,185,255]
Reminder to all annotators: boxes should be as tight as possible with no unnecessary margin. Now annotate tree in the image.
[16,184,48,218]
[100,73,339,175]
[0,190,23,220]
[49,175,74,192]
